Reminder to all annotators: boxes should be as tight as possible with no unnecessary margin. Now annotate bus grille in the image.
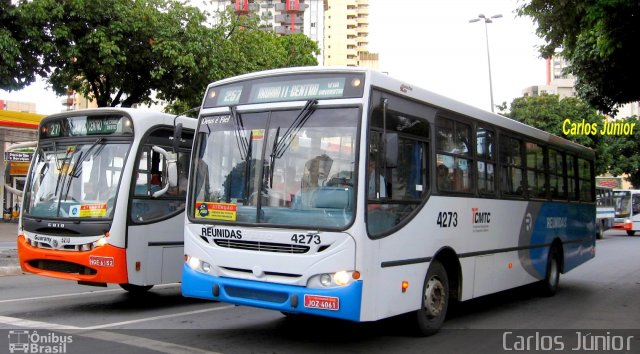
[28,259,97,275]
[225,285,289,303]
[213,239,309,254]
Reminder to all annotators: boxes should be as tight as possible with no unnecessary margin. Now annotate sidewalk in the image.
[0,220,22,276]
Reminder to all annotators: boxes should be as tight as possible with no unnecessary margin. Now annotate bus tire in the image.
[596,221,604,239]
[413,260,449,336]
[626,230,636,236]
[539,246,560,297]
[120,283,153,293]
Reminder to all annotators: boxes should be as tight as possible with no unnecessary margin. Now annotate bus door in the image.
[127,127,192,285]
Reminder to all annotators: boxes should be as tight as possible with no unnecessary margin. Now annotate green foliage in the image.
[602,116,640,188]
[504,94,610,175]
[0,0,44,90]
[2,2,319,110]
[518,0,640,114]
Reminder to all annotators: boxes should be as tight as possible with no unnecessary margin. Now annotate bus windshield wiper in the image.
[230,106,249,160]
[269,99,317,187]
[59,138,104,207]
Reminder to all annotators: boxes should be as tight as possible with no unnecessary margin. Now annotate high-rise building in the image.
[524,55,638,118]
[209,0,326,64]
[324,0,378,68]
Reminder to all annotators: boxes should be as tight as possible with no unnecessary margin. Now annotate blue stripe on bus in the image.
[182,265,363,321]
[527,202,595,277]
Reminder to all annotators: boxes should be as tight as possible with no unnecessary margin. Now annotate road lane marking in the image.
[0,315,219,354]
[86,304,236,329]
[0,315,80,329]
[0,283,180,304]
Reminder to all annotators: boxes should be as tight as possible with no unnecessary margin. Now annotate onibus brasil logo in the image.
[8,330,72,353]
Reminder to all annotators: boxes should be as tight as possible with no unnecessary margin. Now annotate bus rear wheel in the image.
[539,246,560,297]
[596,221,604,239]
[120,283,153,293]
[412,260,449,336]
[626,230,636,236]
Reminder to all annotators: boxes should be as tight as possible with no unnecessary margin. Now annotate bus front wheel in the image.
[120,283,153,293]
[626,230,636,236]
[413,260,449,336]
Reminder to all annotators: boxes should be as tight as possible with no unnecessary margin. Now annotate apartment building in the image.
[209,0,326,64]
[324,0,378,68]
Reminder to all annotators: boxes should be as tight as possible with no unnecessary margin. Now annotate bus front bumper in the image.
[182,264,362,322]
[17,235,128,284]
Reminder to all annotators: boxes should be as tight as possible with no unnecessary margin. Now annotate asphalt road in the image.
[0,230,639,354]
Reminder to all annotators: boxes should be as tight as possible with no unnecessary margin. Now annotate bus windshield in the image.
[613,190,631,218]
[24,141,130,219]
[192,106,358,229]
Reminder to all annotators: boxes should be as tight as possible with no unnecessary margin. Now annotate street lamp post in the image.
[469,14,502,113]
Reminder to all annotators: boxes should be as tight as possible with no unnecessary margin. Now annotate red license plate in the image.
[89,256,114,267]
[303,295,339,311]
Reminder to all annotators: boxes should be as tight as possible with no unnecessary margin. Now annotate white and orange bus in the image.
[18,108,195,292]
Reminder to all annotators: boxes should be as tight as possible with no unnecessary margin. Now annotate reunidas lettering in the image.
[201,227,242,239]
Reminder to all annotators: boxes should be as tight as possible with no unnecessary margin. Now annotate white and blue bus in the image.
[182,67,595,335]
[595,186,615,239]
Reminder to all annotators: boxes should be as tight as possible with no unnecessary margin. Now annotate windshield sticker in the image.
[251,129,264,140]
[195,202,237,221]
[69,203,108,218]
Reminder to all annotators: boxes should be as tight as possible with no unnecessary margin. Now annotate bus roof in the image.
[204,66,594,159]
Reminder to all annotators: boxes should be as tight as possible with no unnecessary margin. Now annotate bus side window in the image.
[367,101,429,236]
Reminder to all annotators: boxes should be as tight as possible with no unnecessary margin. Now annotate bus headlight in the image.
[93,237,108,248]
[308,270,360,288]
[320,274,332,287]
[185,255,214,273]
[187,255,201,270]
[333,271,350,286]
[201,261,211,273]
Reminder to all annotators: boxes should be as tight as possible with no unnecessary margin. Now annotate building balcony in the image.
[274,25,303,35]
[275,14,303,23]
[275,3,308,12]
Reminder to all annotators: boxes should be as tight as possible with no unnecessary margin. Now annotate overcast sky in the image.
[1,0,547,115]
[368,0,547,112]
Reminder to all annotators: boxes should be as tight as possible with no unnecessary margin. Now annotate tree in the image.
[503,94,610,175]
[603,116,640,187]
[518,1,640,114]
[12,0,215,108]
[0,0,44,90]
[165,9,319,112]
[3,2,319,110]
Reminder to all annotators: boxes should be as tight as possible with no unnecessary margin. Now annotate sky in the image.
[368,0,547,112]
[0,0,548,115]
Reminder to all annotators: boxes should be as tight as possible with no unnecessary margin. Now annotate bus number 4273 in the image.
[437,211,458,228]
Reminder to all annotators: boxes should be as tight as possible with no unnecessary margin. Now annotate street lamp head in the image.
[469,18,481,23]
[478,14,486,19]
[491,14,503,19]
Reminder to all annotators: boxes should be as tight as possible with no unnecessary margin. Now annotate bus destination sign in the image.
[249,78,346,103]
[41,115,133,139]
[203,73,365,108]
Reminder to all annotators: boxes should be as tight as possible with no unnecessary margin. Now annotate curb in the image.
[0,266,23,276]
[0,248,21,277]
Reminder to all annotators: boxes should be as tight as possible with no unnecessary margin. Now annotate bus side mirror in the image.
[167,159,178,188]
[173,123,183,153]
[385,133,398,168]
[150,146,177,198]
